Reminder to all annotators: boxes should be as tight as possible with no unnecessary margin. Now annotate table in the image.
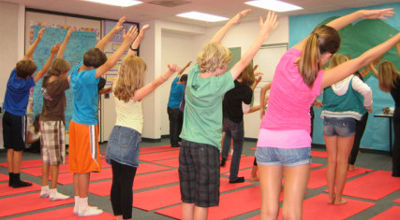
[374,113,394,154]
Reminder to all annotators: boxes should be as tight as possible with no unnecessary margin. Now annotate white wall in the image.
[153,16,289,139]
[0,2,21,105]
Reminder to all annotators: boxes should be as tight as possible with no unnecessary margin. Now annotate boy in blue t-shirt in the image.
[3,28,59,188]
[167,61,191,147]
[68,17,139,217]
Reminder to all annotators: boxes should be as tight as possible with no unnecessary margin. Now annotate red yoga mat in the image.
[220,156,254,174]
[297,194,374,220]
[157,186,263,219]
[308,167,372,189]
[139,150,180,162]
[311,150,328,158]
[140,145,178,154]
[0,173,8,182]
[89,170,179,197]
[0,193,73,218]
[57,163,169,185]
[133,177,253,211]
[394,198,400,204]
[370,206,400,220]
[152,158,179,168]
[341,170,400,200]
[0,182,41,197]
[9,207,114,220]
[0,159,43,169]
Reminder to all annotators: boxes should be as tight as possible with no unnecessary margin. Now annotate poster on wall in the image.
[103,20,138,87]
[29,22,99,130]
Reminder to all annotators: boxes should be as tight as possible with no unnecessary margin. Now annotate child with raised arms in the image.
[2,28,59,188]
[179,9,278,220]
[256,8,398,219]
[68,17,138,217]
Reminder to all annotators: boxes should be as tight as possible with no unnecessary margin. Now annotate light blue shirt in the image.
[70,61,100,125]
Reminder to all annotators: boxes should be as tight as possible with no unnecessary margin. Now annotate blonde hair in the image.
[197,42,232,73]
[239,64,255,86]
[328,54,348,68]
[299,25,341,87]
[378,61,400,93]
[113,55,146,102]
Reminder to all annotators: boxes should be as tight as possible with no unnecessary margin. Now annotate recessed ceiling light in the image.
[83,0,143,7]
[177,11,229,22]
[245,0,302,12]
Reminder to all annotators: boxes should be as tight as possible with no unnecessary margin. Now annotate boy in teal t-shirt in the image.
[178,9,278,220]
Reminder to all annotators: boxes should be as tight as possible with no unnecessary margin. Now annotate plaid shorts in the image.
[40,120,66,165]
[179,140,220,207]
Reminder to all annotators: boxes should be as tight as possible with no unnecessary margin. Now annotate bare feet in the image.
[348,165,358,171]
[334,197,347,205]
[250,172,259,182]
[328,193,336,204]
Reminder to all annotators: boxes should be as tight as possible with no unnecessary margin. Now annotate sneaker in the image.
[229,177,245,183]
[74,205,99,215]
[12,180,32,188]
[40,190,49,198]
[50,191,70,201]
[78,206,103,217]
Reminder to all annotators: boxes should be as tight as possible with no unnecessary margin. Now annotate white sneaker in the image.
[74,205,99,215]
[40,186,49,198]
[78,206,103,217]
[49,190,70,201]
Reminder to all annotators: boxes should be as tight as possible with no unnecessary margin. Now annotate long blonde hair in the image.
[197,42,232,73]
[113,55,146,102]
[299,25,341,88]
[378,61,400,93]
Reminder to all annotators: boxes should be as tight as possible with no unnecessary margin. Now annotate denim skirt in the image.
[106,126,141,167]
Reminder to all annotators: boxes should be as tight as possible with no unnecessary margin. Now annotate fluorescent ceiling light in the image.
[83,0,143,7]
[245,0,302,12]
[177,11,229,22]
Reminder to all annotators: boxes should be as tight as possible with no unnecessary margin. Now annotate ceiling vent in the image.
[147,0,190,7]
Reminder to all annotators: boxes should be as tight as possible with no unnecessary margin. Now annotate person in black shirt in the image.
[220,64,255,183]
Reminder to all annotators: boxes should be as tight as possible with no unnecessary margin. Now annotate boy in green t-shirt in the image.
[178,9,278,220]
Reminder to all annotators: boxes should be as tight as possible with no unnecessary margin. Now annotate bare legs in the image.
[41,163,60,188]
[325,135,354,204]
[182,203,208,220]
[259,164,309,220]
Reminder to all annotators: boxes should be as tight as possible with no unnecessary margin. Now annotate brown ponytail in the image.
[378,61,400,93]
[299,25,341,88]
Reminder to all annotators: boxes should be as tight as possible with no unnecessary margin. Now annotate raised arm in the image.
[210,9,251,43]
[33,43,60,82]
[322,33,400,88]
[293,8,394,51]
[95,26,138,78]
[230,11,278,80]
[133,64,178,102]
[369,62,379,77]
[252,74,262,91]
[127,24,150,56]
[260,82,272,118]
[57,27,74,59]
[396,42,400,58]
[24,28,45,60]
[96,17,126,50]
[177,61,192,77]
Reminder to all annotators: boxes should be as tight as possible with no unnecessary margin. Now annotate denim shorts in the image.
[255,146,311,166]
[106,126,141,168]
[323,117,356,137]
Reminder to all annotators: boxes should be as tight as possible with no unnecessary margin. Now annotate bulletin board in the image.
[25,10,101,130]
